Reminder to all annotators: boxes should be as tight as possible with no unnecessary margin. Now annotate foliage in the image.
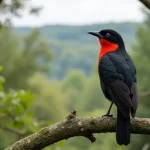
[28,73,68,123]
[78,73,106,114]
[0,27,52,89]
[0,0,42,25]
[0,66,39,149]
[61,70,85,111]
[128,11,150,150]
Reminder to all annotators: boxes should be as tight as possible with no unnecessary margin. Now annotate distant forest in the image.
[14,22,141,79]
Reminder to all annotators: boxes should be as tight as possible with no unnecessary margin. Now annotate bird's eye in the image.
[105,33,111,37]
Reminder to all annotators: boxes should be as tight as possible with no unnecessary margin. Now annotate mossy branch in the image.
[139,0,150,9]
[5,111,150,150]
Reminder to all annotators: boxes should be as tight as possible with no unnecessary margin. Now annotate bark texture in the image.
[5,115,150,150]
[139,0,150,9]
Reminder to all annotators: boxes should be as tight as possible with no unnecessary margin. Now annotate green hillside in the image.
[14,22,141,79]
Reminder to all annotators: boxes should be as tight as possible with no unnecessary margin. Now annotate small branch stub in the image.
[66,110,77,120]
[139,0,150,9]
[71,110,77,116]
[84,134,96,143]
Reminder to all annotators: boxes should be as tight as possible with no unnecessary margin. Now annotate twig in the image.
[0,124,25,136]
[139,90,150,97]
[139,0,150,9]
[0,0,3,4]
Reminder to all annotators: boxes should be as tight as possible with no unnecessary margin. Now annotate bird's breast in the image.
[98,43,118,63]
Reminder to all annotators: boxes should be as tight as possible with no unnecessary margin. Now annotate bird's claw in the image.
[102,114,113,117]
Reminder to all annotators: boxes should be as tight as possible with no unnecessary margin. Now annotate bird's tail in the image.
[116,109,130,145]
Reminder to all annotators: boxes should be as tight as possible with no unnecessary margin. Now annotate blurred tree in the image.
[0,66,40,149]
[61,69,85,111]
[0,0,53,149]
[129,11,150,150]
[0,27,52,89]
[78,73,107,114]
[28,73,68,123]
[0,0,42,25]
[0,0,3,4]
[61,69,85,92]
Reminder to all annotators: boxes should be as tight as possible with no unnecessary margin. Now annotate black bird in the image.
[88,29,138,145]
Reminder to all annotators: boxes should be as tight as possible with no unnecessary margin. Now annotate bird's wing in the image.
[107,79,132,118]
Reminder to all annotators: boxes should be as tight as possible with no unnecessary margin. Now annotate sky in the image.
[12,0,145,27]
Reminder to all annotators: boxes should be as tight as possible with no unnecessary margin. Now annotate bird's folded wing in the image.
[107,79,132,118]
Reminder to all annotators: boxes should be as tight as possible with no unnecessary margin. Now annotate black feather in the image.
[116,109,130,145]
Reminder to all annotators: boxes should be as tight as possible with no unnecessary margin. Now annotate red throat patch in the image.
[98,39,118,63]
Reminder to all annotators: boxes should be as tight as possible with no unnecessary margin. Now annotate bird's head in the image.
[88,29,125,50]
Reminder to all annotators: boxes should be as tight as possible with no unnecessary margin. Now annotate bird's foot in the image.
[102,113,113,117]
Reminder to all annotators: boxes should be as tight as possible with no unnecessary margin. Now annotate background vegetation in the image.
[0,0,150,150]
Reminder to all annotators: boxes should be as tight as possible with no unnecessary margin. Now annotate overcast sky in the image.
[12,0,145,27]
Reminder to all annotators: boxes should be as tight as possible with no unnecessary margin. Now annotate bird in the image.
[88,29,138,145]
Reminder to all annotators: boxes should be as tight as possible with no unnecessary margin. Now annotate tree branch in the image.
[139,90,150,96]
[0,0,3,4]
[139,0,150,9]
[5,114,150,150]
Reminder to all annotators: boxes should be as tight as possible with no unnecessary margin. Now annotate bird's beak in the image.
[88,31,104,39]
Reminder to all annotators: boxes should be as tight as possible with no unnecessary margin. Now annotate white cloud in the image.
[12,0,145,27]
